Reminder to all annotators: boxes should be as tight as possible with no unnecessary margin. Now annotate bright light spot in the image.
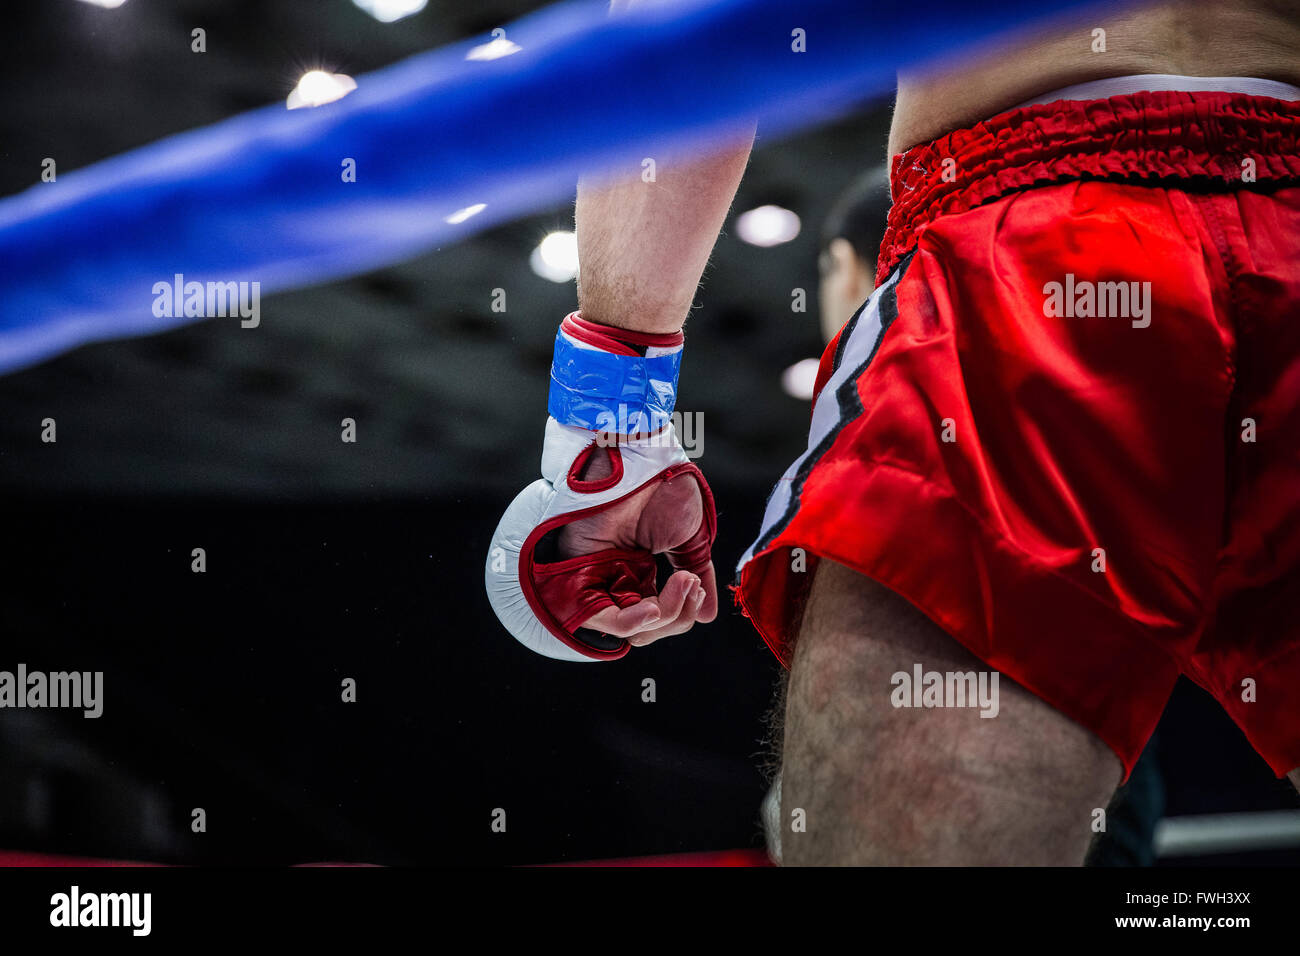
[530,231,579,283]
[352,0,426,22]
[286,71,357,110]
[735,205,801,247]
[77,0,128,7]
[781,358,820,401]
[466,35,522,61]
[444,203,487,225]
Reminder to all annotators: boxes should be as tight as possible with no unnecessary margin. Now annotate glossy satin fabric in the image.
[736,91,1300,780]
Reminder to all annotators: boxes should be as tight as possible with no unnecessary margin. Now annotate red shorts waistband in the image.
[878,90,1300,282]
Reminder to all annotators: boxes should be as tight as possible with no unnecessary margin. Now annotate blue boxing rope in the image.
[0,0,1115,374]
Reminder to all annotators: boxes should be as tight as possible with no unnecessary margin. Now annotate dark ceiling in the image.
[0,0,892,498]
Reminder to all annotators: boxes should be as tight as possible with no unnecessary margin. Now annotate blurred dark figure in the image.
[1086,735,1166,866]
[817,166,891,343]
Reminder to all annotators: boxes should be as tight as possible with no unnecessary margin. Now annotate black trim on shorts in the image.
[736,250,915,582]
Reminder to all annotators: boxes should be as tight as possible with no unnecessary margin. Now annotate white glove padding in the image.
[486,416,716,662]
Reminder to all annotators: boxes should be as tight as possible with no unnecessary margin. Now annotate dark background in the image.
[0,0,1295,865]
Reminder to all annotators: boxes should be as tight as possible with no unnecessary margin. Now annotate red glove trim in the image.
[567,443,624,493]
[517,462,715,660]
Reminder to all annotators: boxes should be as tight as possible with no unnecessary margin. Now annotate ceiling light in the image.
[287,71,357,110]
[530,231,579,283]
[780,358,819,401]
[352,0,426,23]
[735,205,801,247]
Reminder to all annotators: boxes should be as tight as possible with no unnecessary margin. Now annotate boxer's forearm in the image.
[575,136,754,335]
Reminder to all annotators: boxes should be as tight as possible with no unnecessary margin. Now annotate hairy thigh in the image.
[780,558,1121,865]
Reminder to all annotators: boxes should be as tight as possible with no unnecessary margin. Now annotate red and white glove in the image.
[485,313,718,661]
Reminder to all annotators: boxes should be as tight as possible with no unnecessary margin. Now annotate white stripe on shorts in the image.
[737,263,906,572]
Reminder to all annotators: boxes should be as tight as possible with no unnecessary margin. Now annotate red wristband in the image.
[561,311,684,355]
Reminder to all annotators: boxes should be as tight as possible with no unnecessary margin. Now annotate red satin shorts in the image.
[735,90,1300,780]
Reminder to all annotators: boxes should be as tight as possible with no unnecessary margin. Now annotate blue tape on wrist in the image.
[548,330,682,434]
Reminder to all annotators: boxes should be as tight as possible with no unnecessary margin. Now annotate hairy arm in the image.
[575,141,754,334]
[576,0,755,333]
[552,2,753,641]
